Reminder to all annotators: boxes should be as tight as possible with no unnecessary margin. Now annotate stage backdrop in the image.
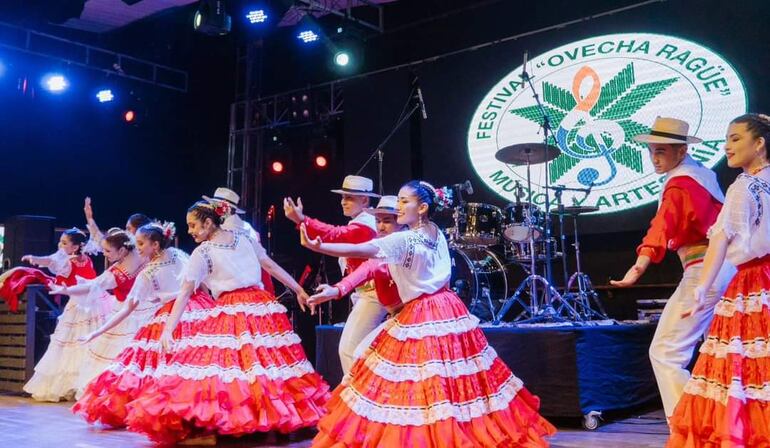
[339,0,769,286]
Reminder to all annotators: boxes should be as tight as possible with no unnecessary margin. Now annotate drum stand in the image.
[494,61,581,325]
[562,212,609,320]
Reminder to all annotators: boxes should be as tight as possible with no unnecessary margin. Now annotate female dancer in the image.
[49,228,151,394]
[73,222,213,428]
[667,113,770,447]
[301,180,556,447]
[21,228,99,401]
[125,199,329,444]
[83,196,151,249]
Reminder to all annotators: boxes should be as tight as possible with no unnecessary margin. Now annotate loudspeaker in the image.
[2,215,56,271]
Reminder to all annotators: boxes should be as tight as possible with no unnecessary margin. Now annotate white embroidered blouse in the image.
[370,224,451,302]
[183,230,264,299]
[709,172,770,266]
[127,248,189,306]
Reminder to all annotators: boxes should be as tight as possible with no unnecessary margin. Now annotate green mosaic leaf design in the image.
[550,152,581,181]
[509,104,567,129]
[599,77,678,121]
[590,63,635,117]
[543,82,576,112]
[509,63,677,183]
[611,143,644,174]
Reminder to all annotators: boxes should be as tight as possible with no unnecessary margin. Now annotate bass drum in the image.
[449,247,508,322]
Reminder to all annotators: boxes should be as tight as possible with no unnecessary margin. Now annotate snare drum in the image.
[505,238,561,264]
[502,202,544,242]
[454,203,502,246]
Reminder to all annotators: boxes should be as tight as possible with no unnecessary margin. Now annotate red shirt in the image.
[55,256,97,286]
[334,259,401,308]
[302,217,377,274]
[637,176,723,264]
[109,264,141,302]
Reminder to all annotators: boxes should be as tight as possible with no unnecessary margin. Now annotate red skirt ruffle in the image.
[667,258,770,448]
[312,288,556,448]
[72,291,215,427]
[125,287,330,444]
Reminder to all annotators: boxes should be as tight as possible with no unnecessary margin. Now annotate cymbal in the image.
[550,205,600,215]
[495,143,561,165]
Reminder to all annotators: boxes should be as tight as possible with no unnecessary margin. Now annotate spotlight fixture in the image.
[42,74,68,93]
[194,0,232,36]
[334,51,350,67]
[96,89,114,103]
[271,161,284,173]
[315,155,328,168]
[297,30,319,43]
[246,9,267,24]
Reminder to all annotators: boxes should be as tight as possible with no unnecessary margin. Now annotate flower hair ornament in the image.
[146,221,177,241]
[106,227,136,248]
[434,186,454,211]
[203,198,234,223]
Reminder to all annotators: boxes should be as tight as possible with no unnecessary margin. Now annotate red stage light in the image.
[271,161,284,173]
[315,155,328,168]
[124,110,135,122]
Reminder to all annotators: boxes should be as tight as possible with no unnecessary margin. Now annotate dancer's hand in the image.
[159,330,175,352]
[21,255,33,264]
[78,331,98,344]
[299,223,322,251]
[84,197,94,221]
[610,264,645,288]
[283,197,305,224]
[48,284,67,295]
[295,288,309,313]
[308,284,340,308]
[681,285,706,318]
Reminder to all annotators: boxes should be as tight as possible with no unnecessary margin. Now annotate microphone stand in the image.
[356,87,422,195]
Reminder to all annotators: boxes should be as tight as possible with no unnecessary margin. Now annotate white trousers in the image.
[338,293,387,375]
[649,261,735,417]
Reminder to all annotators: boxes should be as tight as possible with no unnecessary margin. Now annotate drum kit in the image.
[444,142,607,324]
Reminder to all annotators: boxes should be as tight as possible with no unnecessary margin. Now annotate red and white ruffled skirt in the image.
[125,286,330,444]
[72,290,214,427]
[312,287,556,448]
[667,255,770,448]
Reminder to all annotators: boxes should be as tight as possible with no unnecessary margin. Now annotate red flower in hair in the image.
[214,201,232,218]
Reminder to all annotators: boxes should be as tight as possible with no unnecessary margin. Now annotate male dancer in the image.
[611,117,735,419]
[284,175,382,374]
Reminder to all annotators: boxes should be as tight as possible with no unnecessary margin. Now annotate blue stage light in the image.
[43,74,68,93]
[246,9,267,24]
[334,51,350,67]
[96,89,114,103]
[297,30,319,43]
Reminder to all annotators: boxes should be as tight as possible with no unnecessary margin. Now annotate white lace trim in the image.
[143,302,287,327]
[155,358,316,383]
[362,345,499,383]
[107,361,160,379]
[714,290,770,318]
[700,336,770,359]
[386,314,480,341]
[339,373,523,426]
[130,330,302,352]
[684,376,770,405]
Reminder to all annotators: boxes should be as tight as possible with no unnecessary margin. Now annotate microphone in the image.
[416,86,428,120]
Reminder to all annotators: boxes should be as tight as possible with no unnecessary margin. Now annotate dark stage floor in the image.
[0,394,669,447]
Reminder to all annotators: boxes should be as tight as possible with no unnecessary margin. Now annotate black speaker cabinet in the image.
[2,215,56,270]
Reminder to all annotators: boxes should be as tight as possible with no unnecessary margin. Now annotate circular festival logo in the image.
[467,33,747,214]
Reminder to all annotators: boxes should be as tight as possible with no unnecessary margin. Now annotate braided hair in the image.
[138,221,176,250]
[402,180,440,218]
[103,227,135,251]
[187,200,223,227]
[62,228,88,255]
[731,113,770,160]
